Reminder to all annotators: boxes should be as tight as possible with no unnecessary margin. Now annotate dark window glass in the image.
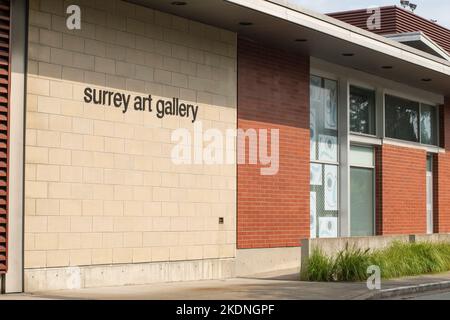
[350,86,376,135]
[385,95,420,143]
[351,167,374,237]
[421,104,437,146]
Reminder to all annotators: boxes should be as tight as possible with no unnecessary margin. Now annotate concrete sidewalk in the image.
[1,270,450,300]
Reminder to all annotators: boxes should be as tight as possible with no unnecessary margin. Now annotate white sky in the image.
[292,0,450,28]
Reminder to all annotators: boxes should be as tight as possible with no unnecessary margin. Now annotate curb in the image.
[367,280,450,299]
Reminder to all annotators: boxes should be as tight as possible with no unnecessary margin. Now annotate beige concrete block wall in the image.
[25,0,237,271]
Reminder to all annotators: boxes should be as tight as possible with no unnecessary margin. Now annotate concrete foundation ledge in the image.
[235,247,301,277]
[302,233,450,259]
[24,258,235,292]
[305,235,411,258]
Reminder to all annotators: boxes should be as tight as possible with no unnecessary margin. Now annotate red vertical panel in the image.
[379,145,427,235]
[328,6,398,36]
[0,0,10,275]
[375,146,383,235]
[329,6,450,55]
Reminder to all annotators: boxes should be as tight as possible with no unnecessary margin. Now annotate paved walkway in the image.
[1,270,450,300]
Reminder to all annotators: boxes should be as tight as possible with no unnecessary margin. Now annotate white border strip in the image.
[226,0,450,76]
[385,32,450,62]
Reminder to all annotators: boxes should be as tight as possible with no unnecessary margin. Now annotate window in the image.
[385,95,438,146]
[385,95,420,143]
[310,76,338,162]
[421,104,438,146]
[350,86,376,135]
[350,146,375,237]
[310,76,339,239]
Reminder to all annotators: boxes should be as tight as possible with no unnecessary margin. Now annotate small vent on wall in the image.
[0,0,10,275]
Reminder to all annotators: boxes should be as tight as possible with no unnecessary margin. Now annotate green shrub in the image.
[334,245,372,281]
[303,241,450,282]
[374,242,450,278]
[301,248,334,281]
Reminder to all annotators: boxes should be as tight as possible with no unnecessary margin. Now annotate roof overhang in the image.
[384,32,450,62]
[127,0,450,96]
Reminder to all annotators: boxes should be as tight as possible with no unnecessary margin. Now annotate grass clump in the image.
[372,242,450,279]
[302,241,450,282]
[335,246,372,281]
[301,248,335,282]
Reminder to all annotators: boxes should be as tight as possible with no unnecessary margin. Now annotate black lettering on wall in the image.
[83,87,199,122]
[84,87,93,103]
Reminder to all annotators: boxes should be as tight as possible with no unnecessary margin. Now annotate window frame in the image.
[310,74,341,239]
[349,84,377,137]
[349,144,376,237]
[311,58,445,238]
[310,74,340,166]
[383,93,440,147]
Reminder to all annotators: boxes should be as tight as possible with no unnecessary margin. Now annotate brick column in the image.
[237,38,310,249]
[378,144,427,235]
[375,146,383,235]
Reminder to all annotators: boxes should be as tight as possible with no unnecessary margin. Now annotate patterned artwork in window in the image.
[319,135,337,163]
[324,165,338,211]
[319,217,338,238]
[324,79,337,130]
[310,163,322,186]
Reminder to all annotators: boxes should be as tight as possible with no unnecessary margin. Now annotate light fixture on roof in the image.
[400,1,417,13]
[409,3,418,12]
[400,0,410,9]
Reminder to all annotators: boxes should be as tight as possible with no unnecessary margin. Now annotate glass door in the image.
[350,146,375,237]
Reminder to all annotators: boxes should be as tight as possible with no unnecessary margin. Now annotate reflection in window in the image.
[385,95,420,143]
[310,76,338,162]
[385,95,438,146]
[350,86,376,135]
[421,104,437,146]
[310,76,339,239]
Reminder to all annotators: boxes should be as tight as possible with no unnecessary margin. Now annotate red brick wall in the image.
[378,144,427,235]
[375,146,383,235]
[435,97,450,233]
[237,38,310,249]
